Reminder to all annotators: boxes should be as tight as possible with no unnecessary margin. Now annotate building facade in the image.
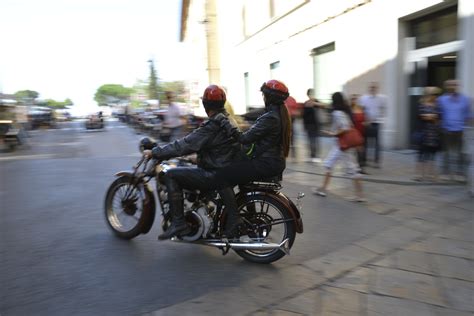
[180,0,473,149]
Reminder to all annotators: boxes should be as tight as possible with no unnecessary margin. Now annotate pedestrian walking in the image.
[284,95,301,159]
[164,91,184,141]
[313,92,365,202]
[359,82,386,168]
[413,87,442,182]
[303,88,324,162]
[350,94,367,174]
[437,79,471,182]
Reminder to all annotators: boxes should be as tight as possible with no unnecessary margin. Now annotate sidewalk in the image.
[285,121,471,187]
[144,127,473,316]
[145,183,472,316]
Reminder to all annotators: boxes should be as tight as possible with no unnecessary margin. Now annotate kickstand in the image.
[219,239,231,256]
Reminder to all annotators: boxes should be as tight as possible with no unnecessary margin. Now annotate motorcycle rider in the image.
[143,85,243,240]
[215,79,292,217]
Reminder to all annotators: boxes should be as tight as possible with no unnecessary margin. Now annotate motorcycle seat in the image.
[241,174,282,191]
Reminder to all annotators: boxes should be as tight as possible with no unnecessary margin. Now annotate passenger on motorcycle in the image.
[143,85,243,240]
[215,80,292,234]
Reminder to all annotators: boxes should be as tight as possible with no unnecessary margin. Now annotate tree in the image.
[43,98,74,109]
[160,81,186,102]
[94,84,133,106]
[14,90,39,104]
[147,59,159,100]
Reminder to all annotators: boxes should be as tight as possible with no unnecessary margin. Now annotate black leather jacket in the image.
[151,112,241,170]
[220,104,284,161]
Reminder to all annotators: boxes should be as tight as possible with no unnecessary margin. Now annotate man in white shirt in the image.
[359,82,386,167]
[164,91,184,141]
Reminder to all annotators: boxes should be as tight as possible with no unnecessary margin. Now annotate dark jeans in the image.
[442,130,464,175]
[164,167,237,221]
[364,123,381,164]
[290,117,296,157]
[306,128,320,158]
[215,157,285,186]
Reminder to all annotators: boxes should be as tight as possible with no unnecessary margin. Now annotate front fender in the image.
[115,171,134,178]
[141,182,156,234]
[114,172,156,234]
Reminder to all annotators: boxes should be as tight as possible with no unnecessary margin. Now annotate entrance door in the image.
[407,46,460,147]
[427,54,456,88]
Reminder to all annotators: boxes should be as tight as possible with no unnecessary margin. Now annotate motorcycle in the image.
[104,145,304,264]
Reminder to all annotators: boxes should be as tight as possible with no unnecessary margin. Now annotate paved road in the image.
[1,121,408,315]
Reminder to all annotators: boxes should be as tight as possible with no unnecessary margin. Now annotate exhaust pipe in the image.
[200,238,290,255]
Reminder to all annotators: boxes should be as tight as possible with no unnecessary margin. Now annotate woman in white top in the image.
[313,92,365,202]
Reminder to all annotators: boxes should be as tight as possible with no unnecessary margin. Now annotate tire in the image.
[234,193,296,264]
[104,176,148,239]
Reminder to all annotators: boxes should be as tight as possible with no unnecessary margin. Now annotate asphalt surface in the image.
[1,120,397,315]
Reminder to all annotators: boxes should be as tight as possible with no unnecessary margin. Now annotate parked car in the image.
[28,106,55,129]
[85,113,104,129]
[0,120,22,151]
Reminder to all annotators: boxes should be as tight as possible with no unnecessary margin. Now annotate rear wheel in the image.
[234,193,296,264]
[104,176,147,239]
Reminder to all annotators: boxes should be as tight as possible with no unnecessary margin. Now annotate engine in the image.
[181,204,214,241]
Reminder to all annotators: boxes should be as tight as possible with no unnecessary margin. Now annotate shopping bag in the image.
[338,128,364,151]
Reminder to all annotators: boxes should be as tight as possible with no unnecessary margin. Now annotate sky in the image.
[0,0,190,114]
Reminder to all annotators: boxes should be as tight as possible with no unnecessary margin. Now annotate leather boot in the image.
[158,194,190,240]
[219,188,243,239]
[224,215,243,239]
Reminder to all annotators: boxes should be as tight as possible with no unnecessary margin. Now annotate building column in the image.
[458,0,474,195]
[205,0,220,84]
[458,0,474,98]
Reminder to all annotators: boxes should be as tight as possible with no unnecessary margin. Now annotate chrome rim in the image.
[239,199,287,257]
[107,183,144,232]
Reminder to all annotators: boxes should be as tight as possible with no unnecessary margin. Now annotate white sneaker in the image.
[312,188,327,197]
[312,158,322,163]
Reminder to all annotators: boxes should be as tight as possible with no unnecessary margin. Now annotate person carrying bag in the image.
[313,92,366,202]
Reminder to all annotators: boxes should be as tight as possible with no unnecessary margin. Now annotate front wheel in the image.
[234,193,296,264]
[104,176,148,239]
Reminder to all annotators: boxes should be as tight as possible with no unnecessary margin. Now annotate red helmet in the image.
[260,79,289,101]
[202,85,226,102]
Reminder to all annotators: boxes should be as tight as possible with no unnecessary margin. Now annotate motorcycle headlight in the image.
[139,137,157,152]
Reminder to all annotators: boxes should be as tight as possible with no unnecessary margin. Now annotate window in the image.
[311,42,340,103]
[270,61,281,79]
[409,6,458,49]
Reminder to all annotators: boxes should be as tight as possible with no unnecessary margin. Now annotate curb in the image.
[286,167,467,186]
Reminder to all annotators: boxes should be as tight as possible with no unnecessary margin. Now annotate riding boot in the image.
[158,193,190,240]
[219,188,243,238]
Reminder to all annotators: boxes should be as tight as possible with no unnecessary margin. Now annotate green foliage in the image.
[148,60,159,100]
[94,84,133,106]
[44,98,73,109]
[14,90,39,103]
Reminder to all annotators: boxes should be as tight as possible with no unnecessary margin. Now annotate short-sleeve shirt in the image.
[437,93,471,131]
[331,110,351,133]
[165,103,183,128]
[359,94,386,123]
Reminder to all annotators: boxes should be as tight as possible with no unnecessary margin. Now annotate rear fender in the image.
[275,192,304,234]
[114,172,156,234]
[237,190,303,234]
